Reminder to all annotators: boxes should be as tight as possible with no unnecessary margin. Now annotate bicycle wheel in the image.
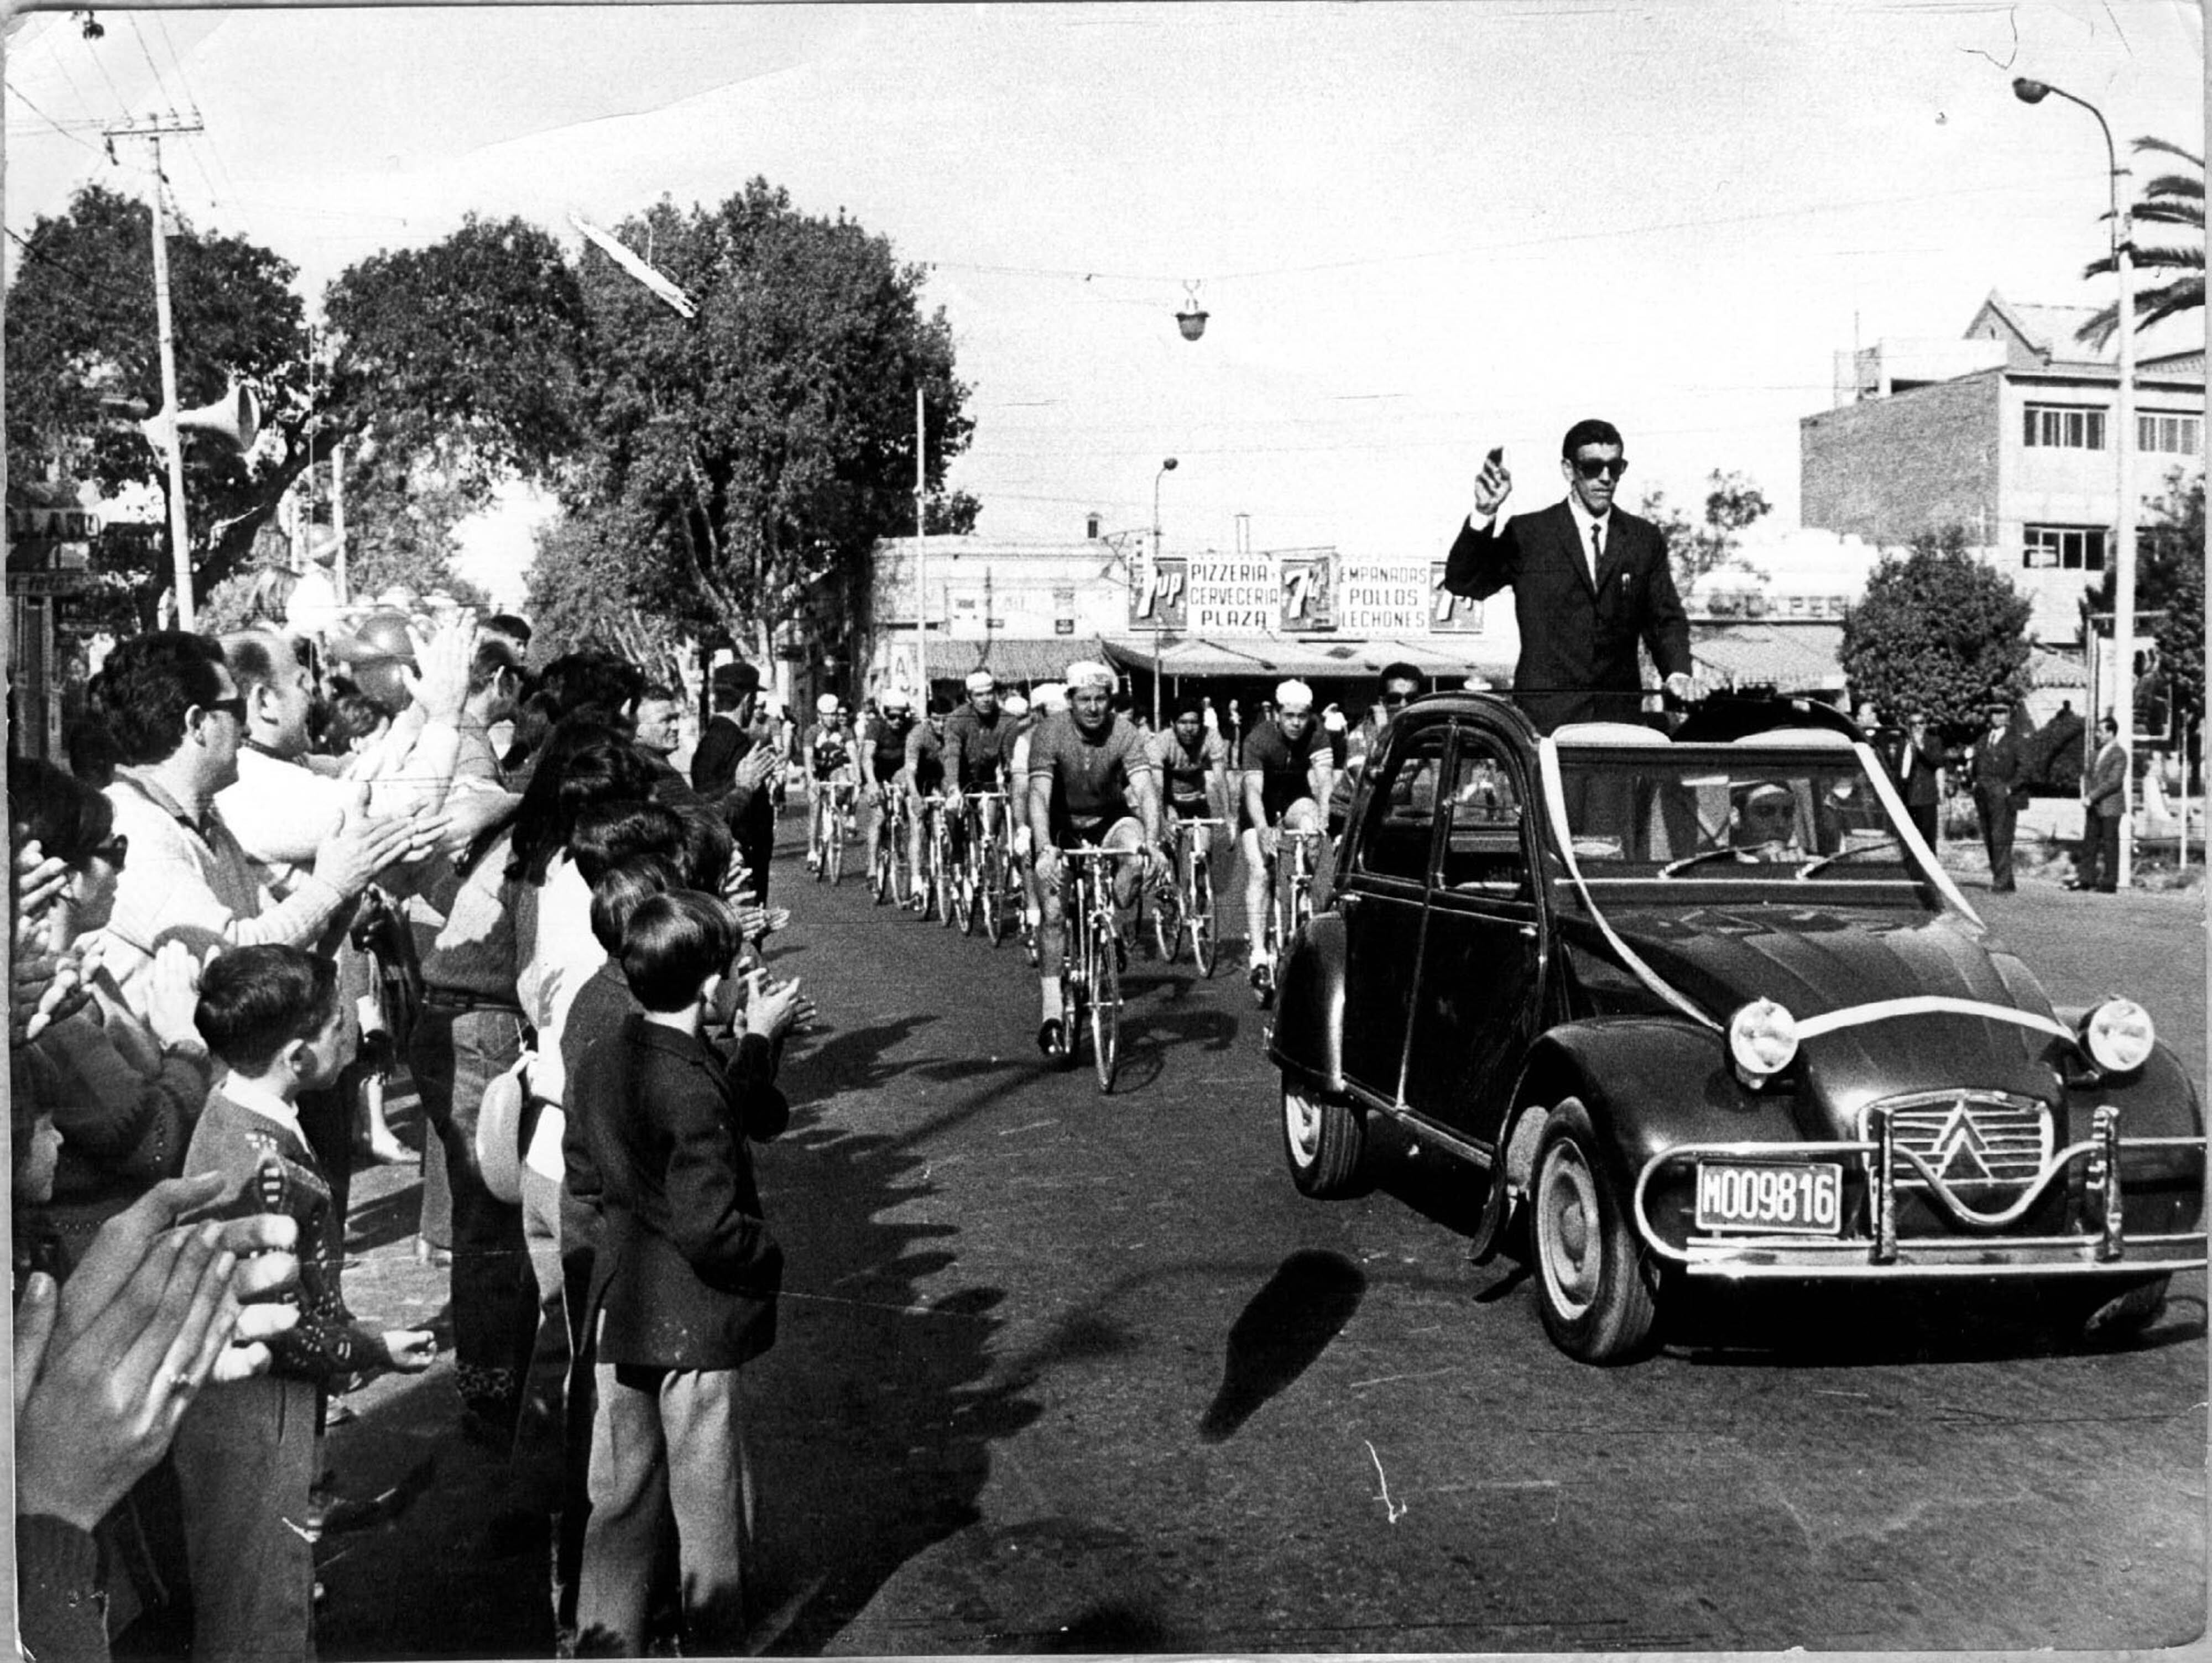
[1189,855,1218,976]
[954,828,978,935]
[826,809,845,884]
[981,840,1007,945]
[871,833,891,904]
[1150,865,1180,960]
[933,829,954,926]
[1089,904,1121,1092]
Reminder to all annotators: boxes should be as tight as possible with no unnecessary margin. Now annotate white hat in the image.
[473,1055,533,1207]
[1031,681,1068,713]
[879,687,914,710]
[1275,679,1315,712]
[1065,660,1114,691]
[964,670,996,693]
[816,692,843,715]
[1000,692,1030,717]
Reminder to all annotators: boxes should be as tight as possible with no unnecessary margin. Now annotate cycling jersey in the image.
[905,721,947,793]
[867,714,915,783]
[808,721,855,780]
[1241,718,1328,825]
[1149,726,1228,813]
[945,703,1018,790]
[1029,710,1155,844]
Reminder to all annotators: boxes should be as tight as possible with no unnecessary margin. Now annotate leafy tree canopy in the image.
[1638,469,1771,608]
[1840,524,2033,736]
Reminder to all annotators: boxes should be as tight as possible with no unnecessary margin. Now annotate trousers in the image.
[171,1374,319,1662]
[573,1363,753,1657]
[1975,788,2018,891]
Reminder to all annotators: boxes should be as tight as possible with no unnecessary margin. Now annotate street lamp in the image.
[1151,457,1178,726]
[2015,75,2138,884]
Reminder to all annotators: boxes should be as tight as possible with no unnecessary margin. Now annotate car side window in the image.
[1355,725,1446,883]
[1441,734,1528,895]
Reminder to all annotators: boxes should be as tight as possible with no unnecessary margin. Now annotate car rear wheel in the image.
[1530,1099,1657,1364]
[1281,1077,1365,1197]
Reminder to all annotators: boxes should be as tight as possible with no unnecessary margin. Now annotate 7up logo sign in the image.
[1133,557,1188,630]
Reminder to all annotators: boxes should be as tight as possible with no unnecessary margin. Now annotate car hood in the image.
[1558,902,2063,1112]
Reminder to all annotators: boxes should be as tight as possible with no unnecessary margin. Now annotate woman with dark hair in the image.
[8,760,213,1275]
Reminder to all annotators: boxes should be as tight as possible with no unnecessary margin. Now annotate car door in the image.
[1400,723,1546,1142]
[1337,718,1450,1105]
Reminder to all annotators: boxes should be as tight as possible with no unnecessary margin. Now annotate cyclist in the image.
[1026,662,1161,1063]
[1150,695,1232,898]
[945,668,1019,849]
[903,697,954,912]
[802,693,857,874]
[1328,660,1423,832]
[1007,683,1061,963]
[1240,678,1334,994]
[859,687,917,896]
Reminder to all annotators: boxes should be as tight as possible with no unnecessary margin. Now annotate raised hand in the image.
[312,808,421,897]
[1473,444,1511,518]
[400,613,477,725]
[142,940,206,1051]
[14,837,71,922]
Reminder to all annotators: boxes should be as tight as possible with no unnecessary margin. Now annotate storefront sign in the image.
[1129,556,1188,630]
[1334,559,1432,635]
[1279,553,1336,632]
[1430,561,1483,634]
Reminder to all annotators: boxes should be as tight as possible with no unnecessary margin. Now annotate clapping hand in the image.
[14,836,71,922]
[312,808,420,897]
[735,745,778,792]
[399,614,477,726]
[742,971,813,1043]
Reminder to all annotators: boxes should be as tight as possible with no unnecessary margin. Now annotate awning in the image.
[922,636,1111,684]
[1104,634,1510,685]
[1689,623,1845,693]
[2028,643,2088,689]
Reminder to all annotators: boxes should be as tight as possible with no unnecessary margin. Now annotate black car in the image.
[1269,692,2205,1363]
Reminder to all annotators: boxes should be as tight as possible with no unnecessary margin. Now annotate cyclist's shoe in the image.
[1037,1018,1070,1065]
[804,849,820,872]
[1249,955,1275,1009]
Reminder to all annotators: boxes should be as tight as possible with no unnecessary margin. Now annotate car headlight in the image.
[1729,997,1799,1082]
[2080,998,2155,1074]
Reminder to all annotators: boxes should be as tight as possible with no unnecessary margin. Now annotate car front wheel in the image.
[1281,1077,1365,1197]
[1530,1099,1658,1364]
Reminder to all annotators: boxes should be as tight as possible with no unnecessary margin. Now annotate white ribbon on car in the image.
[1537,738,1721,1033]
[1794,995,2073,1045]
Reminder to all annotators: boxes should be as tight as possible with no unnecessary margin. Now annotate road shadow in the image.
[1198,1249,1366,1442]
[782,1012,937,1099]
[342,1173,426,1257]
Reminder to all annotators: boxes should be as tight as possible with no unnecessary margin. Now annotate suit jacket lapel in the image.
[1551,503,1598,601]
[1592,513,1631,598]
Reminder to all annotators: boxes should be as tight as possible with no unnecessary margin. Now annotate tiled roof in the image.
[925,637,1113,683]
[1689,622,1845,693]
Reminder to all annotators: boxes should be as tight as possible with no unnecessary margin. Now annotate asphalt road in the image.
[293,832,2205,1658]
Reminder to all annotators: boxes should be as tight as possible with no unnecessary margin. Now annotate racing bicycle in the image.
[1253,824,1323,1009]
[1151,816,1224,976]
[812,776,858,883]
[1055,844,1142,1093]
[960,788,1014,944]
[870,788,912,907]
[915,795,957,924]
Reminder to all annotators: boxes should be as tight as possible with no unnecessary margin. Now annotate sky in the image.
[2,0,2203,609]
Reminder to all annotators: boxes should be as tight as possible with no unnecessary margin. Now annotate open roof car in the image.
[1268,692,2205,1364]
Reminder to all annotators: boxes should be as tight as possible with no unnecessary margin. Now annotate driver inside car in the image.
[1729,781,1804,860]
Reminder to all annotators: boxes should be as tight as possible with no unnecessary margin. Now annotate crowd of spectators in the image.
[12,591,812,1659]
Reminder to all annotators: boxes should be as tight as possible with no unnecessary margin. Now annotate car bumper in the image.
[1631,1107,2208,1280]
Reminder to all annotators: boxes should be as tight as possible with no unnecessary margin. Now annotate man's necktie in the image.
[1589,522,1603,587]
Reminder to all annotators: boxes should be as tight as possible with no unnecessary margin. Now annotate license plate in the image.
[1694,1161,1844,1236]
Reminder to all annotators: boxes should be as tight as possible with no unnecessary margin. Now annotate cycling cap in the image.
[1000,692,1030,717]
[1031,682,1068,713]
[964,670,995,694]
[1275,679,1315,713]
[878,687,912,711]
[1065,660,1114,691]
[816,692,843,715]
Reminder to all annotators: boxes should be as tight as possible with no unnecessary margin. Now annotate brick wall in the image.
[1800,370,2002,546]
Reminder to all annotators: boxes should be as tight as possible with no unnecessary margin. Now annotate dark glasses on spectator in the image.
[1572,456,1629,481]
[87,835,128,867]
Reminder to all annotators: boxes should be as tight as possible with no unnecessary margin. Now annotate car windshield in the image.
[1553,745,1929,892]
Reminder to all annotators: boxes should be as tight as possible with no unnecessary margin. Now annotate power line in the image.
[126,16,181,122]
[3,81,102,150]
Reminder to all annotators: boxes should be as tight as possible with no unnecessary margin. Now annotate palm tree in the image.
[2075,137,2204,351]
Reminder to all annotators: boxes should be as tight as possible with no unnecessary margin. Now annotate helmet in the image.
[816,692,842,717]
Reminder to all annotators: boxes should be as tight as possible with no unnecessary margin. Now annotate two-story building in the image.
[1801,291,2204,644]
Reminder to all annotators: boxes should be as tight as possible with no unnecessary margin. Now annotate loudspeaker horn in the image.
[141,385,261,455]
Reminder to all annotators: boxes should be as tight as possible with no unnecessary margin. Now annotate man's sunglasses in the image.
[87,835,128,868]
[1571,456,1629,482]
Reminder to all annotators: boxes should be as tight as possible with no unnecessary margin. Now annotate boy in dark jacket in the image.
[571,891,804,1656]
[170,945,436,1661]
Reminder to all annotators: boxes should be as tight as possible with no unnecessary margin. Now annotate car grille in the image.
[1858,1090,2053,1194]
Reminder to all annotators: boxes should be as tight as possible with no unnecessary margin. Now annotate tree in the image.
[545,181,974,664]
[2076,138,2203,351]
[4,184,312,624]
[1638,470,1771,609]
[337,465,489,607]
[1840,525,2034,736]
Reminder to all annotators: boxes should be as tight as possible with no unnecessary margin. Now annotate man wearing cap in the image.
[1006,686,1057,959]
[1329,661,1423,833]
[904,698,956,911]
[1239,680,1335,996]
[1443,419,1693,733]
[1969,698,2028,893]
[858,689,915,895]
[946,671,1019,862]
[691,660,778,903]
[805,693,859,876]
[1150,697,1233,902]
[1025,662,1161,1061]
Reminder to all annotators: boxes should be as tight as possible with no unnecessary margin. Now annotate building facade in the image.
[1801,291,2205,643]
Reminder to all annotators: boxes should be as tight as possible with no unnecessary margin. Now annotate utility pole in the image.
[330,441,349,605]
[915,386,927,700]
[107,116,206,627]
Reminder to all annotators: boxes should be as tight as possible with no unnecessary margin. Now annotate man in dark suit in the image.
[1887,709,1945,847]
[1443,418,1694,733]
[2073,714,2127,892]
[689,659,776,902]
[1969,699,2028,893]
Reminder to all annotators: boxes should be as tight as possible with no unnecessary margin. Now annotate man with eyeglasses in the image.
[1329,661,1423,832]
[85,631,418,1020]
[1443,417,1693,733]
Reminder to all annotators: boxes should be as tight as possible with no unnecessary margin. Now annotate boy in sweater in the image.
[170,945,437,1661]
